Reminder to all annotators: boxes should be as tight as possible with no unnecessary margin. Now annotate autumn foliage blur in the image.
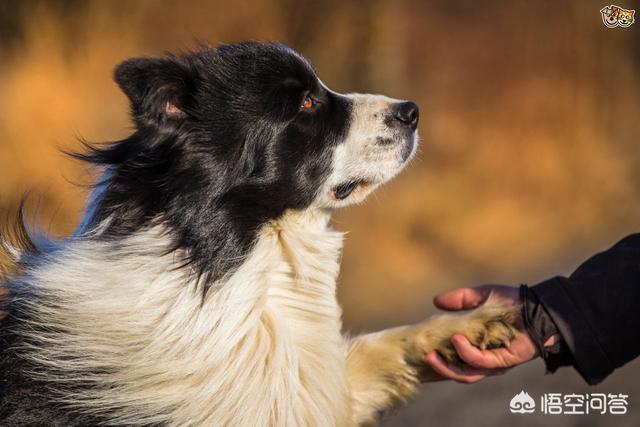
[0,0,639,331]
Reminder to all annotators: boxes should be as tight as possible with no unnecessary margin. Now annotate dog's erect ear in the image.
[114,56,198,123]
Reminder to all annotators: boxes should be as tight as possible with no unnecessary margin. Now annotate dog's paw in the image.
[407,295,520,366]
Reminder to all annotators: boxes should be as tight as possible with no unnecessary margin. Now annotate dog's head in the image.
[86,42,418,281]
[112,42,418,211]
[601,6,619,27]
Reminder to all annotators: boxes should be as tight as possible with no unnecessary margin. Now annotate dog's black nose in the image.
[393,101,419,129]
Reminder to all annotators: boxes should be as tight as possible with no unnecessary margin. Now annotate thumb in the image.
[433,286,495,311]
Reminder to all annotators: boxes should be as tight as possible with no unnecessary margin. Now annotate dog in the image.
[0,42,518,426]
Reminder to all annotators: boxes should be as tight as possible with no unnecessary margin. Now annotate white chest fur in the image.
[261,210,350,426]
[23,209,351,426]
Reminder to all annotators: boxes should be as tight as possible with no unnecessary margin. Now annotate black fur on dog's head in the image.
[75,42,419,286]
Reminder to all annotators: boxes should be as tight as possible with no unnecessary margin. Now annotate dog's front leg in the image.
[347,324,423,426]
[346,295,519,426]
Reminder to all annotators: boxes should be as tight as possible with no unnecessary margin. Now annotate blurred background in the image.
[0,0,639,425]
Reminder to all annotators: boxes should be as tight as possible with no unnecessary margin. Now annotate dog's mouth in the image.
[331,179,372,200]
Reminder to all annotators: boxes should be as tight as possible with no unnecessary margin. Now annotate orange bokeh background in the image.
[1,2,639,424]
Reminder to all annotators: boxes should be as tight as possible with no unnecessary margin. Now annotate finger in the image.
[433,286,494,311]
[425,351,509,382]
[450,335,516,369]
[424,351,510,380]
[424,351,489,384]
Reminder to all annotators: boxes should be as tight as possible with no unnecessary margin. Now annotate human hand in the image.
[423,285,552,383]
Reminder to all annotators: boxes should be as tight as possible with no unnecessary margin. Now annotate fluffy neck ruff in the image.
[12,209,351,426]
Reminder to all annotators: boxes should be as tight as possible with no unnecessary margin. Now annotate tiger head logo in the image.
[600,5,635,28]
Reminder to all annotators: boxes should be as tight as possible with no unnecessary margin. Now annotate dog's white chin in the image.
[316,132,419,210]
[315,154,415,209]
[325,180,381,208]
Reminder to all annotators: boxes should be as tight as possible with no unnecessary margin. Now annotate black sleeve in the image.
[527,233,640,385]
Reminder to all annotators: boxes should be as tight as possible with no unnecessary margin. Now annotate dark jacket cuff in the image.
[531,276,615,385]
[520,284,571,371]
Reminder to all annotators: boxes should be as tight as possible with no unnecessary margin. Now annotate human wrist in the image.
[543,334,559,348]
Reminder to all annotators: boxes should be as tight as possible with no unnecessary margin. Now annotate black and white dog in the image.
[0,42,517,426]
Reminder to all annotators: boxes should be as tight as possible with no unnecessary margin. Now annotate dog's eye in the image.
[300,95,316,111]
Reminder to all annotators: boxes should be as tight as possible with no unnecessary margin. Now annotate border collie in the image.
[0,42,518,426]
